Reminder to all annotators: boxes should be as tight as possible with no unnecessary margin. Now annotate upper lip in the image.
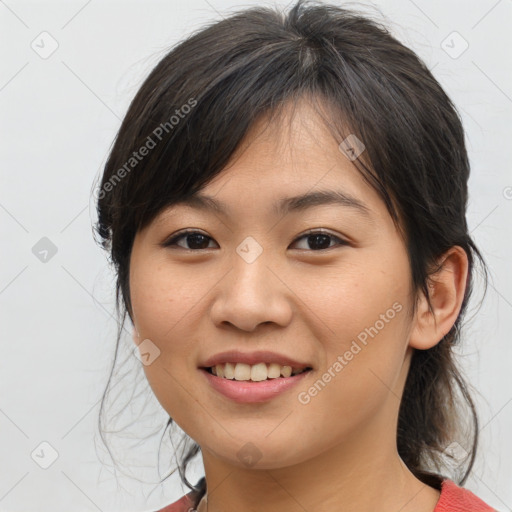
[199,350,312,370]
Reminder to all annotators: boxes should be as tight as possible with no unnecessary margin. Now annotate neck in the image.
[198,416,440,512]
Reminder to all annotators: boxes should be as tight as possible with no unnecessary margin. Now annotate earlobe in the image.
[409,246,469,350]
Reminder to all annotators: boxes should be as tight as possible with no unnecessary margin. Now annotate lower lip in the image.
[200,368,312,403]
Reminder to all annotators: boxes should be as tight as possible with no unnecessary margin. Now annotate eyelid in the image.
[297,228,346,240]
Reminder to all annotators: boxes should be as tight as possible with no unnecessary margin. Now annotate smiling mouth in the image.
[201,362,313,382]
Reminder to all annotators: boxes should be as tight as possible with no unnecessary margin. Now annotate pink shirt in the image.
[156,478,496,511]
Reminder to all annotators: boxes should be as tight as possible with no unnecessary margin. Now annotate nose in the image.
[209,247,293,332]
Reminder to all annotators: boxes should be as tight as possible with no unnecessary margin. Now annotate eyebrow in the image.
[170,189,373,219]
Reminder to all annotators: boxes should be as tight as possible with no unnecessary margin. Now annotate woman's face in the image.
[129,101,420,470]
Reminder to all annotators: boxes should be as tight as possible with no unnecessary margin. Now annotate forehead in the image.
[154,98,390,227]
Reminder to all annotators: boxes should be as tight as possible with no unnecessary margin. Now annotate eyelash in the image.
[162,229,349,251]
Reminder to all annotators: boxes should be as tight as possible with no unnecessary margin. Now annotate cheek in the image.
[130,257,207,346]
[130,267,204,431]
[292,253,410,413]
[129,259,207,404]
[295,305,410,444]
[291,250,409,350]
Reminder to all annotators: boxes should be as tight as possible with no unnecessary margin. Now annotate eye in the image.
[163,230,218,250]
[162,229,349,251]
[290,229,349,251]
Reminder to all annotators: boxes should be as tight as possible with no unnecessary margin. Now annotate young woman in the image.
[94,1,497,510]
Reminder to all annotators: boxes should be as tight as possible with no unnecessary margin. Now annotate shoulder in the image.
[154,491,197,512]
[434,478,497,511]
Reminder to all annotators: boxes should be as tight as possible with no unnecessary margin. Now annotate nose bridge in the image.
[233,235,270,293]
[210,235,292,331]
[230,234,274,304]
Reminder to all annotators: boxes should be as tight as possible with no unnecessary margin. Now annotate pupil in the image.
[188,234,209,249]
[308,234,330,250]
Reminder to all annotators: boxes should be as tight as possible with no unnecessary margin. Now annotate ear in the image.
[132,328,140,346]
[409,246,469,350]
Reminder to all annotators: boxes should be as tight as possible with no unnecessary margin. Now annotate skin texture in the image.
[129,100,468,512]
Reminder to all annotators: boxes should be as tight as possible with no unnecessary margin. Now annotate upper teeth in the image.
[210,362,308,381]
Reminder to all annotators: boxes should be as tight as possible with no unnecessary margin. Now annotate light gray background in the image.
[1,0,511,510]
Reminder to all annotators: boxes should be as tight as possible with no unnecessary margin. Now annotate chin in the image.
[202,435,317,470]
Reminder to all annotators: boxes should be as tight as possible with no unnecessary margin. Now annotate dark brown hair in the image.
[93,1,488,507]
